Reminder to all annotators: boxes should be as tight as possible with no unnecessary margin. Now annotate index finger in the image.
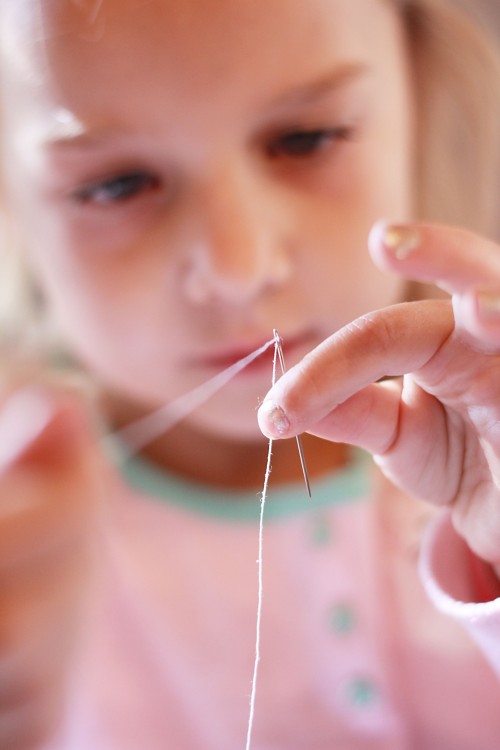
[257,299,453,438]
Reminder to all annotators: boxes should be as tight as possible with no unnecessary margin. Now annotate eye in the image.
[268,127,352,158]
[74,171,161,205]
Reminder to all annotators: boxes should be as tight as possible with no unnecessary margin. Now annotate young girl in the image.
[2,0,500,748]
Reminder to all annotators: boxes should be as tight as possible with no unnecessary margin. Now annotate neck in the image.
[102,391,349,490]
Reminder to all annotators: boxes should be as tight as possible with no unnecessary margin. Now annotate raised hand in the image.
[0,386,102,750]
[258,223,500,573]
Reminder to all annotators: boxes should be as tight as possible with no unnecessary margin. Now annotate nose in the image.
[182,164,291,305]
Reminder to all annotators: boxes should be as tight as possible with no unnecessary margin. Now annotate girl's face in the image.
[1,0,413,440]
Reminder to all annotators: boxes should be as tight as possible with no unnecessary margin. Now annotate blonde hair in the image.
[400,0,500,234]
[1,0,500,353]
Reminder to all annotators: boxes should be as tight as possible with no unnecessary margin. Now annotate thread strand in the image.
[245,337,278,750]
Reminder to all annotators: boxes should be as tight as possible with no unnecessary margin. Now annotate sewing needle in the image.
[273,329,312,498]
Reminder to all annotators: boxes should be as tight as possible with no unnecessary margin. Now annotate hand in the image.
[258,222,500,572]
[0,385,102,750]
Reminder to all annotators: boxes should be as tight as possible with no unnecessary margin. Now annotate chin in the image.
[185,403,266,444]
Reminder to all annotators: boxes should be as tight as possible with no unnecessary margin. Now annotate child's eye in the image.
[74,171,161,205]
[268,127,351,158]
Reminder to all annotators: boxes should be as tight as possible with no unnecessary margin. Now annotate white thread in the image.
[245,337,278,750]
[108,337,275,455]
[104,335,279,748]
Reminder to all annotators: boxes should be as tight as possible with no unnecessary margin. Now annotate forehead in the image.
[1,0,402,136]
[5,0,386,43]
[2,0,397,76]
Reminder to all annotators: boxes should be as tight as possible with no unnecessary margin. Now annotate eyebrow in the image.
[44,125,126,151]
[269,61,370,109]
[45,61,369,151]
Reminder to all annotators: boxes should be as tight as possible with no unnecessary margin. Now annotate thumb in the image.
[0,385,102,568]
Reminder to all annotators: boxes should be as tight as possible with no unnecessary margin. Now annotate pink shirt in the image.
[47,451,500,749]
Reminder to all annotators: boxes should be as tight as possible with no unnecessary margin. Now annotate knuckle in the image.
[351,310,398,352]
[340,311,399,375]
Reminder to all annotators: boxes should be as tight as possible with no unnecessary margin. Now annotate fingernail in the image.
[382,224,420,260]
[258,400,290,437]
[475,290,500,321]
[0,388,55,470]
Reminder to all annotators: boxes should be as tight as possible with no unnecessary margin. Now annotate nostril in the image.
[271,247,293,286]
[183,263,212,305]
[182,240,292,307]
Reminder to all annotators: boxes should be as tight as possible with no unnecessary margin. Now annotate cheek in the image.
[22,236,173,382]
[6,184,190,398]
[307,239,403,326]
[291,153,411,324]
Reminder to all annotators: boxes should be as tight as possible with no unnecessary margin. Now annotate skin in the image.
[1,0,500,747]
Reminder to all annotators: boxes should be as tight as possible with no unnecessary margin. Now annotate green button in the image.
[310,514,333,546]
[328,603,356,634]
[345,677,378,707]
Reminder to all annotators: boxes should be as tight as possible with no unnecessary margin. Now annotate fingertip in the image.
[0,387,91,471]
[257,400,291,439]
[0,388,57,470]
[368,219,421,265]
[474,289,500,325]
[367,219,389,261]
[456,288,500,347]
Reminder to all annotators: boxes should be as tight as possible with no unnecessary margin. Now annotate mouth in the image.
[192,328,318,374]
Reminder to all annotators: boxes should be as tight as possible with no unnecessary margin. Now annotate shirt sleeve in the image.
[419,510,500,677]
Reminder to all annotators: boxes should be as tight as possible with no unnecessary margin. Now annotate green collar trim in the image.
[116,446,371,523]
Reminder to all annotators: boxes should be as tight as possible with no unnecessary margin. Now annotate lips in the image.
[192,328,318,372]
[196,339,274,371]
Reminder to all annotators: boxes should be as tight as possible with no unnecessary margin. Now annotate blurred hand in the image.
[258,223,500,574]
[0,386,102,750]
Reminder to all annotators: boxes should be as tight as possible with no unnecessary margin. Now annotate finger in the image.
[370,220,500,350]
[0,386,99,569]
[257,298,454,439]
[368,220,500,295]
[309,379,402,453]
[454,287,500,348]
[308,374,465,506]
